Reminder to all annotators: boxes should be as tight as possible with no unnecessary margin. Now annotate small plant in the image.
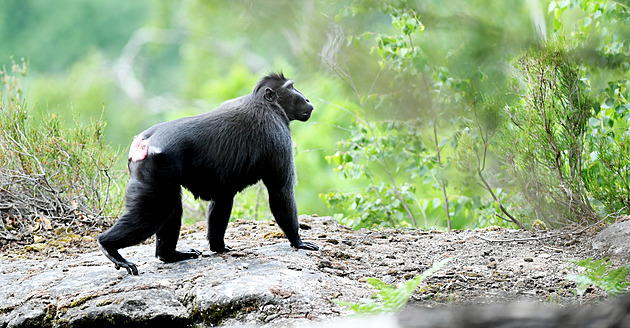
[567,257,630,297]
[336,258,451,314]
[0,59,124,244]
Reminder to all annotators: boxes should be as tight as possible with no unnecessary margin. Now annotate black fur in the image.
[98,73,318,275]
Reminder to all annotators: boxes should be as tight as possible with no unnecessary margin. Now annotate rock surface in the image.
[593,220,630,260]
[1,216,629,327]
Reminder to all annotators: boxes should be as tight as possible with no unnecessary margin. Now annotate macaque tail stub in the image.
[128,136,149,162]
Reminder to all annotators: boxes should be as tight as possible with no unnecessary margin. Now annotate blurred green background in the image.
[2,0,628,229]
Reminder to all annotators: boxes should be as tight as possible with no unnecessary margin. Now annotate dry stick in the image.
[470,105,524,229]
[476,166,525,229]
[94,167,113,219]
[477,208,624,243]
[433,123,451,231]
[422,77,450,230]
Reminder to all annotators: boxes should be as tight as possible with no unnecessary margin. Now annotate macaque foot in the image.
[158,249,202,263]
[99,242,139,275]
[293,241,319,251]
[115,261,139,275]
[210,244,233,253]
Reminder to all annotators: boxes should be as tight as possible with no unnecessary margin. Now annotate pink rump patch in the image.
[128,136,149,162]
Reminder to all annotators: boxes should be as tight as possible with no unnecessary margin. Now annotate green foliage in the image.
[549,2,630,216]
[4,0,630,229]
[322,182,418,229]
[0,60,124,241]
[343,2,424,73]
[322,120,424,229]
[323,3,488,230]
[336,258,451,314]
[550,0,630,69]
[322,116,494,229]
[583,79,630,214]
[327,0,629,229]
[567,257,629,297]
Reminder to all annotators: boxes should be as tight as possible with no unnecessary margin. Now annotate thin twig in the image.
[433,122,451,231]
[478,208,624,242]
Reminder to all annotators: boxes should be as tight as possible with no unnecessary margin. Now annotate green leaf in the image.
[438,136,449,148]
[567,258,630,297]
[337,258,452,315]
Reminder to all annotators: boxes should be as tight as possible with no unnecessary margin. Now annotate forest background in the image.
[0,0,629,238]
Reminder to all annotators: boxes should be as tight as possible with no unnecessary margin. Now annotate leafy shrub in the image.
[321,117,492,230]
[323,3,488,230]
[0,59,124,244]
[498,46,599,226]
[322,120,425,229]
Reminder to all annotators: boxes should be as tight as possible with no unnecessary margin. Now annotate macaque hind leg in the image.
[155,202,201,263]
[98,213,156,275]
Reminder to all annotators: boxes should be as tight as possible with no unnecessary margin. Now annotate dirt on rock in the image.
[3,215,620,305]
[1,215,628,327]
[292,216,616,307]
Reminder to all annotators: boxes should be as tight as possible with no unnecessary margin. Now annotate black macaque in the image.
[98,73,319,275]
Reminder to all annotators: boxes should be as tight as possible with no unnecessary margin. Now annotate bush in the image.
[498,46,598,226]
[0,59,124,244]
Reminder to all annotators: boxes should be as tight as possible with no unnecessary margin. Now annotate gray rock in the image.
[592,221,630,264]
[0,232,366,327]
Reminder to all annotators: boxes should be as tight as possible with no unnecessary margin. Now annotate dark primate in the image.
[98,73,319,275]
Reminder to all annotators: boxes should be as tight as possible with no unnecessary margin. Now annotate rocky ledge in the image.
[1,216,629,327]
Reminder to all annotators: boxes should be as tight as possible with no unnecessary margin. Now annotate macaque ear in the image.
[264,87,277,102]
